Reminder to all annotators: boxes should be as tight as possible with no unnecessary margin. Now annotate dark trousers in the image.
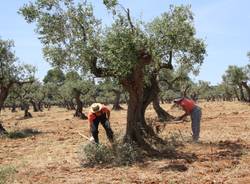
[190,106,202,141]
[91,113,113,144]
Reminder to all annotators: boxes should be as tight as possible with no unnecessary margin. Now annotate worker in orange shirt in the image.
[88,103,114,144]
[173,97,202,142]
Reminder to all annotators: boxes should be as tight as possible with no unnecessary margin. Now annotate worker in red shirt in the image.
[88,103,114,144]
[173,97,202,142]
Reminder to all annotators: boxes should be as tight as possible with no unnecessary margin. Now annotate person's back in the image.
[178,98,196,114]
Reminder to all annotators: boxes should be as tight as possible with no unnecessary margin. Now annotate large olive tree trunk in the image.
[121,52,166,154]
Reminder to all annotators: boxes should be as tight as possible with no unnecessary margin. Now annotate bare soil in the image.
[1,101,250,184]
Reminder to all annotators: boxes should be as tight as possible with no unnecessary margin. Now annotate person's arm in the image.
[106,110,110,120]
[102,106,110,120]
[88,113,94,134]
[174,112,188,121]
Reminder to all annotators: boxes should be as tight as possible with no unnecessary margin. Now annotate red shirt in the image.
[178,98,196,114]
[88,105,110,122]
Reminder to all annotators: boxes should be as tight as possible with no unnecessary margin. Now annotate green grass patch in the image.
[0,166,16,184]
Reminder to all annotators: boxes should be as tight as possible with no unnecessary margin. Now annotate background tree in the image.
[43,67,65,86]
[0,38,35,133]
[222,65,248,101]
[98,78,124,110]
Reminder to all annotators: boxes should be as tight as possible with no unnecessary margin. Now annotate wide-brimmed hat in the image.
[173,97,184,103]
[90,103,102,113]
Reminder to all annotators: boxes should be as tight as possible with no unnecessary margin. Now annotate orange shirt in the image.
[88,105,110,122]
[179,98,196,114]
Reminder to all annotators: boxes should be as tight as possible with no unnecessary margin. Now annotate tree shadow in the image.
[5,128,42,139]
[197,139,248,162]
[158,162,188,172]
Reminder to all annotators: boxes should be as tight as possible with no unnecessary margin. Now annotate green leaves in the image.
[0,38,35,85]
[147,5,206,73]
[103,0,118,10]
[223,65,248,85]
[18,3,39,23]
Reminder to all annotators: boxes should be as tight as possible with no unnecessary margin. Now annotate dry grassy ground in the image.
[1,101,250,184]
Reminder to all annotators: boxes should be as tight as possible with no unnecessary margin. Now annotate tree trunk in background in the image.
[0,85,12,133]
[233,87,240,101]
[11,103,17,112]
[23,103,32,118]
[38,101,43,111]
[112,90,123,110]
[239,84,247,101]
[73,89,87,120]
[30,100,39,112]
[0,121,7,134]
[241,81,250,102]
[0,86,10,112]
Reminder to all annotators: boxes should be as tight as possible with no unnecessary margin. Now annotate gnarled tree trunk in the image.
[153,96,173,121]
[143,74,173,122]
[122,52,166,155]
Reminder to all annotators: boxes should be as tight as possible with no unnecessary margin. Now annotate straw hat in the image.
[90,103,102,113]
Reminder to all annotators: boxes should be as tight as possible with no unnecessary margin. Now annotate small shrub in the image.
[113,141,140,166]
[0,166,16,184]
[80,143,114,166]
[79,139,141,166]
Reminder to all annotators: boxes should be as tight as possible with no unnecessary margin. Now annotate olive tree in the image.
[0,38,35,133]
[222,65,248,101]
[20,0,206,153]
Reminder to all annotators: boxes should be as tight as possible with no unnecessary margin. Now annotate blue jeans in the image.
[190,106,202,141]
[91,113,113,143]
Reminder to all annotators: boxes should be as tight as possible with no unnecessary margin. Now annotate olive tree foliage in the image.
[7,80,45,113]
[43,67,65,85]
[20,1,206,153]
[141,5,206,121]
